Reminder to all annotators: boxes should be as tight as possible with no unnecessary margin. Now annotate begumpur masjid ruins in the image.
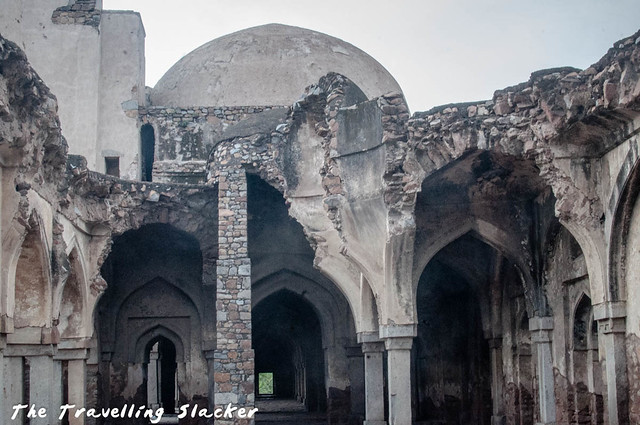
[1,1,640,425]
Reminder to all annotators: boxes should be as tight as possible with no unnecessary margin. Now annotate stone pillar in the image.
[148,343,160,408]
[67,359,86,425]
[360,337,386,425]
[346,345,365,420]
[202,257,217,410]
[489,337,505,425]
[215,164,254,422]
[529,317,556,425]
[384,336,413,425]
[29,355,57,425]
[594,302,628,425]
[3,356,23,423]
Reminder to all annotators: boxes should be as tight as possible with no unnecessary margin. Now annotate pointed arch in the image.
[608,147,640,301]
[12,212,52,329]
[135,325,186,364]
[413,217,536,317]
[573,293,593,351]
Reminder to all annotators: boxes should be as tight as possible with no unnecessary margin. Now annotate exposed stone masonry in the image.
[142,105,280,124]
[141,105,283,183]
[214,163,254,423]
[408,31,640,231]
[52,0,100,28]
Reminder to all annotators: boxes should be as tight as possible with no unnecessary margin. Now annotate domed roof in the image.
[151,24,403,107]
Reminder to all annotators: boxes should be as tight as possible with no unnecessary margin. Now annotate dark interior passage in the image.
[414,235,493,424]
[253,290,326,412]
[146,336,177,412]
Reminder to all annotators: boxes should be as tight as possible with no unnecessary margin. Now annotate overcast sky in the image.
[103,0,640,112]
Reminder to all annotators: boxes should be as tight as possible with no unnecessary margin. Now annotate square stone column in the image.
[529,317,556,425]
[384,336,413,425]
[3,356,23,422]
[215,165,254,422]
[359,334,386,425]
[55,348,89,425]
[489,337,505,425]
[67,359,86,425]
[29,355,60,425]
[594,301,628,425]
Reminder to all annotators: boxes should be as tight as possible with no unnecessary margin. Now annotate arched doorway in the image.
[253,290,326,412]
[146,336,178,412]
[96,224,207,414]
[248,174,360,422]
[413,234,493,424]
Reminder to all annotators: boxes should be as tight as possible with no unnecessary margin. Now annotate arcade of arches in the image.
[1,5,640,425]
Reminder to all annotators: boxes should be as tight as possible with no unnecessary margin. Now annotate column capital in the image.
[598,317,626,334]
[529,316,554,343]
[357,330,381,344]
[593,301,626,321]
[346,345,364,358]
[384,336,413,351]
[53,348,89,361]
[529,316,554,332]
[594,301,627,334]
[0,315,14,334]
[379,323,416,339]
[361,341,385,354]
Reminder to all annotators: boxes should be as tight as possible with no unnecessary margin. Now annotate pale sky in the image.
[104,0,640,112]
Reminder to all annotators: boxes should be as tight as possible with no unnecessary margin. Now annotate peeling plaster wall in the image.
[0,0,101,169]
[97,11,145,178]
[0,1,146,177]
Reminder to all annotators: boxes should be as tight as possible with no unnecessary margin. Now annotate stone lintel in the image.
[4,344,55,357]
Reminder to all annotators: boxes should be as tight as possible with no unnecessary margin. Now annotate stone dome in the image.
[151,24,403,107]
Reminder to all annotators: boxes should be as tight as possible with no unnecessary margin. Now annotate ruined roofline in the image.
[141,104,287,113]
[412,29,640,120]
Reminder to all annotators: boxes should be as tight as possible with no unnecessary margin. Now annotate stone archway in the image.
[413,233,494,425]
[96,223,208,415]
[253,290,325,411]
